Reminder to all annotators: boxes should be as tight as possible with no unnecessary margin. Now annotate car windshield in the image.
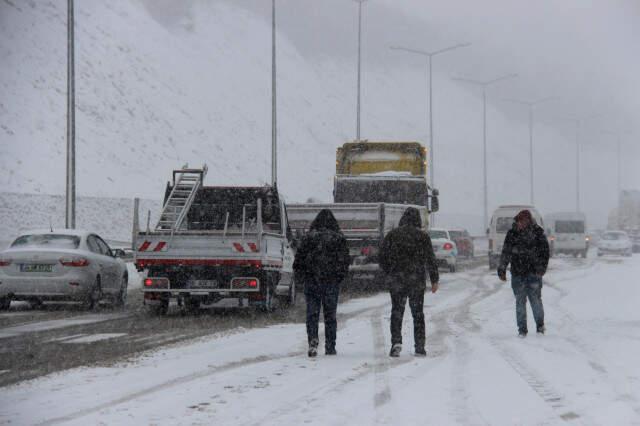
[602,232,627,241]
[496,217,513,233]
[429,230,448,239]
[448,231,464,239]
[11,234,81,249]
[555,220,585,234]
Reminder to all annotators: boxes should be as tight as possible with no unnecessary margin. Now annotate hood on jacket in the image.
[310,209,341,233]
[399,207,422,229]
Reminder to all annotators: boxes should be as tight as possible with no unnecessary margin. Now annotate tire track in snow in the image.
[371,309,392,421]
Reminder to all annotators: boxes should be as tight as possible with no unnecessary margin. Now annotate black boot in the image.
[308,338,319,358]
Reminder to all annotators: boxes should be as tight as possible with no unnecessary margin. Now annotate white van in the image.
[545,212,588,258]
[488,205,544,269]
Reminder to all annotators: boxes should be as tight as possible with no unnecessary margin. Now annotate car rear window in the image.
[428,230,448,239]
[555,221,585,234]
[11,234,81,249]
[448,231,464,239]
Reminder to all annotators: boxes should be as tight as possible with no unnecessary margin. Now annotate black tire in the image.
[282,280,297,307]
[148,299,169,316]
[0,297,10,311]
[260,282,275,313]
[183,296,201,313]
[83,277,102,310]
[581,250,588,258]
[113,274,128,309]
[449,264,457,273]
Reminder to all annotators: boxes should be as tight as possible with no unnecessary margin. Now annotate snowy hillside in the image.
[0,192,160,246]
[1,0,612,231]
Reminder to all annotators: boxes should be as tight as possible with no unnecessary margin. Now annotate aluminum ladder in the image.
[155,165,208,231]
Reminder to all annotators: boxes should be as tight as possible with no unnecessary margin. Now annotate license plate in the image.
[188,280,219,289]
[21,264,53,273]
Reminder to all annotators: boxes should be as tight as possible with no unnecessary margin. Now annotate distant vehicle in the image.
[134,166,296,315]
[545,212,588,258]
[0,230,128,310]
[630,230,640,253]
[448,229,474,258]
[597,231,632,257]
[427,228,458,273]
[488,205,544,269]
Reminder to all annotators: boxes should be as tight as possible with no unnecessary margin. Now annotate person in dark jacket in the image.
[379,207,440,357]
[293,209,350,357]
[498,209,550,337]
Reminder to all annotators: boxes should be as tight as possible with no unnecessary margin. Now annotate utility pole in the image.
[271,0,278,187]
[453,73,518,230]
[502,97,557,205]
[354,0,367,142]
[389,43,471,189]
[66,0,76,229]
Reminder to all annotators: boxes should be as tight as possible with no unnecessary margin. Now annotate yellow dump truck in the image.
[287,141,439,289]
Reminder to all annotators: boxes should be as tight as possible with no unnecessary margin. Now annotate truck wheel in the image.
[0,297,10,311]
[488,256,497,270]
[184,296,200,313]
[148,299,169,316]
[284,280,296,307]
[260,284,275,313]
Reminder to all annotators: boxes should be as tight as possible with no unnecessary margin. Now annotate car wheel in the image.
[83,277,102,310]
[183,296,200,313]
[0,297,10,311]
[113,274,128,309]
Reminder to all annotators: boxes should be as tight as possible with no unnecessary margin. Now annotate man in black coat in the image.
[293,209,350,357]
[498,209,550,337]
[379,207,440,357]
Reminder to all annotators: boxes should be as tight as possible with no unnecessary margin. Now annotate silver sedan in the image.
[0,230,128,309]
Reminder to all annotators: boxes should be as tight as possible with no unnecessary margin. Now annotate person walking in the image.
[293,209,350,357]
[498,209,550,337]
[379,207,440,358]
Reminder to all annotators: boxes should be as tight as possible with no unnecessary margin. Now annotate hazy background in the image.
[1,0,638,234]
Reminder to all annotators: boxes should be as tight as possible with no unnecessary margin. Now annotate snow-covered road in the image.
[2,255,640,425]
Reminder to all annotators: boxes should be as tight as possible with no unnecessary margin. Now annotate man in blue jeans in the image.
[498,210,550,337]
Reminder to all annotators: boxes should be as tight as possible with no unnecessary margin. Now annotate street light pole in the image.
[502,97,558,205]
[452,73,518,230]
[66,0,76,229]
[389,43,471,189]
[354,0,367,142]
[271,0,278,187]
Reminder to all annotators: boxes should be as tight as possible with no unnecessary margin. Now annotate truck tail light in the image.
[0,258,12,267]
[231,277,259,289]
[60,257,90,267]
[361,246,378,256]
[443,243,454,251]
[144,277,169,289]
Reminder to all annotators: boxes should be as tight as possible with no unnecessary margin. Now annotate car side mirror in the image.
[429,188,440,213]
[113,249,126,258]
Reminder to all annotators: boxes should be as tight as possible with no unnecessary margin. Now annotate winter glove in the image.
[497,269,507,282]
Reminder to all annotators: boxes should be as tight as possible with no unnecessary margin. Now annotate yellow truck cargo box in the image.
[336,141,427,176]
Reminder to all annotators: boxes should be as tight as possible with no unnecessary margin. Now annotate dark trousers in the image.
[390,286,426,349]
[305,285,339,349]
[511,275,545,333]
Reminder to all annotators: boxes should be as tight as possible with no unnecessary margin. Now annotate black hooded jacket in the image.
[379,208,439,287]
[498,222,550,277]
[293,209,350,290]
